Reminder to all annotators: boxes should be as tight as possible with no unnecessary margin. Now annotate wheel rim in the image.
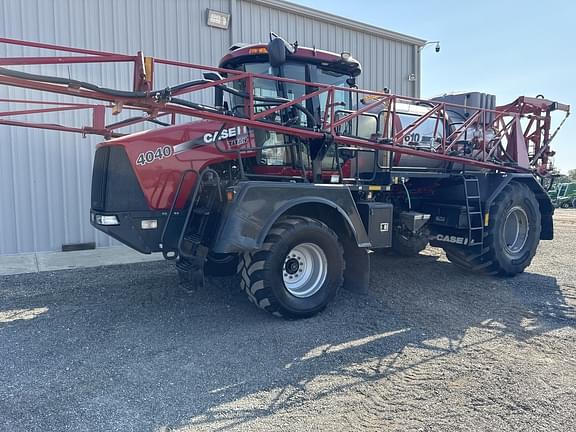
[282,243,327,298]
[502,206,530,256]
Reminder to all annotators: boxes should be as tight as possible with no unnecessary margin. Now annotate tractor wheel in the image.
[443,182,541,276]
[561,201,571,209]
[239,216,344,318]
[392,229,429,256]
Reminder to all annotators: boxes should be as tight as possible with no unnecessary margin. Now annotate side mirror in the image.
[203,72,224,109]
[267,36,294,67]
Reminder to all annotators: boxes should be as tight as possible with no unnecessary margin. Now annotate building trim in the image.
[246,0,427,46]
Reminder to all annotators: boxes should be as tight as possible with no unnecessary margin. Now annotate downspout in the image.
[229,0,239,47]
[413,44,421,98]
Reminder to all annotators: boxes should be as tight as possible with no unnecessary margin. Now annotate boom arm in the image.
[0,37,570,175]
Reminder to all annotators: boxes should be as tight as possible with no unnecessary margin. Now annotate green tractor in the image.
[550,182,576,208]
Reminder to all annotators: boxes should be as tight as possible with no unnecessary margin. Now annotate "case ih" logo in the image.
[203,126,249,143]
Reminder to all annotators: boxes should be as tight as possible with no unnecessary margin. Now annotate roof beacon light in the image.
[248,47,268,55]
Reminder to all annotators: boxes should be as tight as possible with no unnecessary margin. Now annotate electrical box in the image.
[423,203,468,229]
[356,202,393,248]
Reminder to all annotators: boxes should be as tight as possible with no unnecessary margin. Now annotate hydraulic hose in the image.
[0,66,317,125]
[401,178,412,210]
[0,66,208,99]
[169,97,222,113]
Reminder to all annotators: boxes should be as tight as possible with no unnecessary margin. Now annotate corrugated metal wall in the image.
[233,1,417,95]
[0,0,419,255]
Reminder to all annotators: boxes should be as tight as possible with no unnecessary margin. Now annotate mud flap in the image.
[341,236,370,295]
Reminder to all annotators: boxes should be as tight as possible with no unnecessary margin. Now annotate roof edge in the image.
[245,0,426,46]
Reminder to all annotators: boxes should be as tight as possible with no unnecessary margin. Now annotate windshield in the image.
[228,61,349,168]
[230,62,348,113]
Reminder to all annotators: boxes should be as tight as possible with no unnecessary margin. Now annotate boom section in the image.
[0,37,569,174]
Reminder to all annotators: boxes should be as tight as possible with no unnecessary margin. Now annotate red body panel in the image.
[100,119,349,211]
[101,120,243,210]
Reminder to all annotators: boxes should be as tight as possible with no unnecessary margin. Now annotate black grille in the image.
[91,146,110,211]
[91,146,149,212]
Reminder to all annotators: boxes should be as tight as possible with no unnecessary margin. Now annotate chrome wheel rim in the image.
[502,206,529,256]
[283,243,327,298]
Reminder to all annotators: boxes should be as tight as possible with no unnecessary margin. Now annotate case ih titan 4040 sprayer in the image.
[0,35,570,318]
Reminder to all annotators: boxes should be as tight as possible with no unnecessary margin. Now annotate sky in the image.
[293,0,576,173]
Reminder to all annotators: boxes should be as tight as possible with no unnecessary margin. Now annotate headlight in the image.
[140,219,158,230]
[94,214,120,226]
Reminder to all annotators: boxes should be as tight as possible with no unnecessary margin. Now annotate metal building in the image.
[0,0,425,255]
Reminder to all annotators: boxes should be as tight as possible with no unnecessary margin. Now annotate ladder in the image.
[463,176,484,247]
[158,168,223,289]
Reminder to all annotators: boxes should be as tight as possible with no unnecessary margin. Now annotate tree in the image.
[568,169,576,182]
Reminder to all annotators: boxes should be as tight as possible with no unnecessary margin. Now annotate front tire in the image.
[239,216,344,318]
[444,182,541,276]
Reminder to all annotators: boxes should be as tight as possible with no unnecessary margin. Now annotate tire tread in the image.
[239,216,344,318]
[443,182,541,277]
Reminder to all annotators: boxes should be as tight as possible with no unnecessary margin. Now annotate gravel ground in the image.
[1,210,575,432]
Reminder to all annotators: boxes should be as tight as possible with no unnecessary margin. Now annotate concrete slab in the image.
[36,246,162,272]
[0,246,162,276]
[0,254,38,276]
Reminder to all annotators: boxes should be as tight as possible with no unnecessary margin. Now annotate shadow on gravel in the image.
[0,251,574,431]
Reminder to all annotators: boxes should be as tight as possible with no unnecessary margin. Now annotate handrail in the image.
[159,169,198,258]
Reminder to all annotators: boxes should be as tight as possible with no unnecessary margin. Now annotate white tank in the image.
[347,96,493,172]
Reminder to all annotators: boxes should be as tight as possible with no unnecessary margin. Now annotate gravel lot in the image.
[1,210,575,431]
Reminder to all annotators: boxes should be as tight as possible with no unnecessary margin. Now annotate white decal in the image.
[435,234,476,246]
[203,126,249,144]
[136,145,173,166]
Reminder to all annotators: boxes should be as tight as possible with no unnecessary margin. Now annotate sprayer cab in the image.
[215,34,363,152]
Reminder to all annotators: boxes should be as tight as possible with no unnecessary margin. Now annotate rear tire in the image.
[443,182,541,276]
[239,216,344,318]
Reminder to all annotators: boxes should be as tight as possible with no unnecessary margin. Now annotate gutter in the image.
[246,0,426,46]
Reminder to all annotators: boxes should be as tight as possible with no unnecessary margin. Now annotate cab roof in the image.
[219,42,362,77]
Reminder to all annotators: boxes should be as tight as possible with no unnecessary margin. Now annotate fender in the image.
[211,181,371,253]
[483,173,554,240]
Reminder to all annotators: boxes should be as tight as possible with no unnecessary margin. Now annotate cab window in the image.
[228,61,350,170]
[230,63,307,166]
